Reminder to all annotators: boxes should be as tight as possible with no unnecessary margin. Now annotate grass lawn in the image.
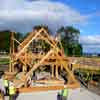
[0,58,9,65]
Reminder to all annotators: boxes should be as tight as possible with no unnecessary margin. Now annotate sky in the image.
[0,0,100,53]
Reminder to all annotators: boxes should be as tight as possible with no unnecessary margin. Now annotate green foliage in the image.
[15,32,23,42]
[0,25,83,57]
[0,30,23,52]
[73,44,83,56]
[0,58,9,64]
[57,26,83,56]
[0,31,10,52]
[14,32,23,51]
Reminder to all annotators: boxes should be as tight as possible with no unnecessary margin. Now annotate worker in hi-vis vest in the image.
[3,77,9,95]
[9,82,16,100]
[57,88,68,100]
[57,90,62,100]
[62,88,68,100]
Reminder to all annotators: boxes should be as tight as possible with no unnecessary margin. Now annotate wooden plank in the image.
[17,83,80,93]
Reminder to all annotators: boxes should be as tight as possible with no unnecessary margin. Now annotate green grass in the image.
[0,58,9,65]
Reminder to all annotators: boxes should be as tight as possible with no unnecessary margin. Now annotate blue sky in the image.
[0,0,100,53]
[56,0,100,53]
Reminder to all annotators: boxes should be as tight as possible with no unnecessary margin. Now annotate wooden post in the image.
[12,32,15,72]
[9,32,15,72]
[23,49,27,72]
[56,65,59,79]
[52,65,54,78]
[61,64,63,71]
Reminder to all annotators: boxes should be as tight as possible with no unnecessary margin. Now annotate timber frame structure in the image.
[4,28,80,93]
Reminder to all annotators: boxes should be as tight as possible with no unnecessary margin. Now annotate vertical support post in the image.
[61,64,63,71]
[67,74,71,84]
[23,49,27,72]
[12,32,15,72]
[52,65,54,78]
[9,48,12,72]
[56,65,59,79]
[9,32,15,72]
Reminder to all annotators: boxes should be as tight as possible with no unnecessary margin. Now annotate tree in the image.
[57,26,83,56]
[72,44,83,56]
[15,32,23,42]
[0,30,23,52]
[0,30,10,52]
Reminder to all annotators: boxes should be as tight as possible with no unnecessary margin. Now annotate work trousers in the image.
[5,86,9,96]
[9,95,15,100]
[9,92,19,100]
[57,94,62,100]
[62,96,67,100]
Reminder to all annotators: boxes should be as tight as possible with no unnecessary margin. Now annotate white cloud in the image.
[80,35,100,53]
[0,0,89,33]
[82,45,100,53]
[80,35,100,45]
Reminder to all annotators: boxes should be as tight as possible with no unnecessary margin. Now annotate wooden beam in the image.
[15,28,44,60]
[17,84,79,93]
[55,65,59,79]
[52,65,54,78]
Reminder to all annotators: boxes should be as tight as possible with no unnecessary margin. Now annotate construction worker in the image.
[62,88,68,100]
[57,90,62,100]
[9,82,16,100]
[3,77,9,96]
